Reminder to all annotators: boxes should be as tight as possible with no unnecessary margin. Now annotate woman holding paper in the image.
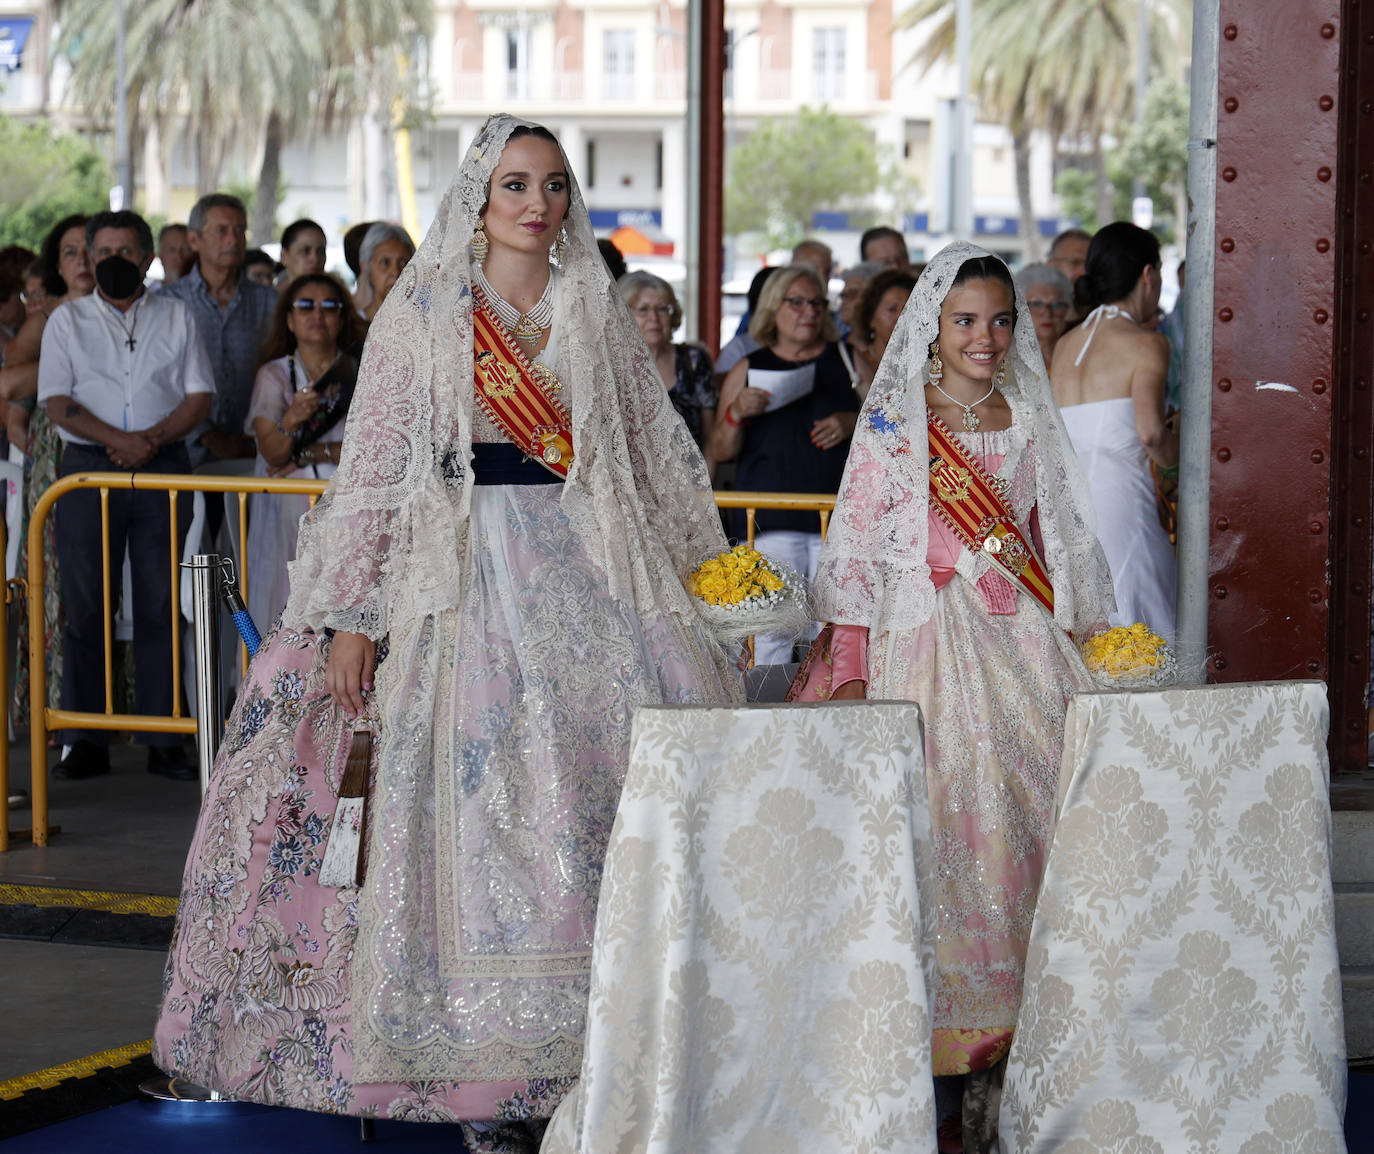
[709,263,862,663]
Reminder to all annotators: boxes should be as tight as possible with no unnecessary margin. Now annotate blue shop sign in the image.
[0,17,33,71]
[588,209,663,230]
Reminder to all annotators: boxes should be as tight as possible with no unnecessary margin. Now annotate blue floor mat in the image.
[0,1098,467,1152]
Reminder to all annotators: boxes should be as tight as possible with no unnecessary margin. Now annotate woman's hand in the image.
[731,385,771,423]
[810,412,855,451]
[327,630,376,717]
[281,388,322,434]
[5,403,27,449]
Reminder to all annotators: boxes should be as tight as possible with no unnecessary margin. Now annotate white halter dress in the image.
[1059,306,1177,642]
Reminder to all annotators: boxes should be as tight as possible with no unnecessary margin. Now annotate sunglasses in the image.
[291,298,344,312]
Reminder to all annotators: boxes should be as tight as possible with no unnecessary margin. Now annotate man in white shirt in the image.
[37,210,214,782]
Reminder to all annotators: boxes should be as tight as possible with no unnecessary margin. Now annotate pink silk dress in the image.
[822,427,1091,1075]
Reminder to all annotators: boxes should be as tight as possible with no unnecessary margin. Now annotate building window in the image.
[505,27,532,101]
[811,27,845,102]
[603,29,635,100]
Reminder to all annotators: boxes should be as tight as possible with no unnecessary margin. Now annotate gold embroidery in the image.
[475,350,518,399]
[930,455,973,502]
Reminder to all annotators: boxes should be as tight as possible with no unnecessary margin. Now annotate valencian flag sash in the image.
[471,299,574,478]
[926,413,1055,614]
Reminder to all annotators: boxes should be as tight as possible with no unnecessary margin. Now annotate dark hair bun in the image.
[1076,222,1160,311]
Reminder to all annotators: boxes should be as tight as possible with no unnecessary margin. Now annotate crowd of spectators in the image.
[0,199,1187,775]
[0,195,413,782]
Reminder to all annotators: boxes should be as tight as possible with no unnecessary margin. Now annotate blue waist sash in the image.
[471,441,565,486]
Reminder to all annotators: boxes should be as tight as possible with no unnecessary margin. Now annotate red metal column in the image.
[1208,4,1340,690]
[695,0,725,357]
[1331,0,1374,772]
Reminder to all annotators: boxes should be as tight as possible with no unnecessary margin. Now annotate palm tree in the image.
[56,0,432,239]
[58,0,320,202]
[898,0,1187,256]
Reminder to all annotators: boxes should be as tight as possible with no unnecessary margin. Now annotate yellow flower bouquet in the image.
[686,544,811,646]
[1081,622,1179,688]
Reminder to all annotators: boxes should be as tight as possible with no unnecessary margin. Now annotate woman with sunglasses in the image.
[708,262,862,664]
[246,273,364,627]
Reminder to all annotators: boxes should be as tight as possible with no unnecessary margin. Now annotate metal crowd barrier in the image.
[4,473,835,849]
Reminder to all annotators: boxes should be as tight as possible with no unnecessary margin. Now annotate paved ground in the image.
[0,738,200,1084]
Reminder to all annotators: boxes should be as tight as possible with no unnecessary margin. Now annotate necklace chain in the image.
[472,265,555,343]
[104,296,143,353]
[929,379,996,431]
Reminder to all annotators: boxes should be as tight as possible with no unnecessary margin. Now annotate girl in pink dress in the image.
[805,243,1114,1152]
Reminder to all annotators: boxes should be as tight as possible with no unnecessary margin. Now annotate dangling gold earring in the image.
[929,345,944,384]
[471,223,489,262]
[553,224,568,264]
[993,360,1007,389]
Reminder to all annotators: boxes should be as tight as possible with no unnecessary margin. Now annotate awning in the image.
[609,223,675,258]
[0,17,33,72]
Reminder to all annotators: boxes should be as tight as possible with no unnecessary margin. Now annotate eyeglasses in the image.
[633,304,674,317]
[1025,299,1068,314]
[291,298,344,312]
[783,296,827,312]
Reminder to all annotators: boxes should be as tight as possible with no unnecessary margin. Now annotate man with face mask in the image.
[36,210,214,782]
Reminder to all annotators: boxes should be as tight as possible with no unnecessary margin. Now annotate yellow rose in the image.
[700,574,727,597]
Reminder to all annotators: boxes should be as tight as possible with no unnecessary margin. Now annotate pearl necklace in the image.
[472,265,556,344]
[929,379,996,432]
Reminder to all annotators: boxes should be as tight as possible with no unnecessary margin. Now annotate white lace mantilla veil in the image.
[283,113,726,640]
[811,241,1114,639]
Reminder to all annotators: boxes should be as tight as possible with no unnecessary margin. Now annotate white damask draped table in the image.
[1001,680,1347,1153]
[543,701,940,1154]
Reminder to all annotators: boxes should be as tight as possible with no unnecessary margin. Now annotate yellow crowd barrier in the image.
[5,473,835,849]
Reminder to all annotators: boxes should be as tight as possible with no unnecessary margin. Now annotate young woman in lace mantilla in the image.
[154,115,738,1152]
[801,243,1115,1153]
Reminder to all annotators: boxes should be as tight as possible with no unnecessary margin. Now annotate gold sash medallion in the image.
[472,295,574,478]
[475,350,518,400]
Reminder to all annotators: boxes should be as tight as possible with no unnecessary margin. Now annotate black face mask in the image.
[95,255,145,300]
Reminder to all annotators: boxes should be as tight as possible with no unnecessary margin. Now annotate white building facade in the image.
[2,0,1071,269]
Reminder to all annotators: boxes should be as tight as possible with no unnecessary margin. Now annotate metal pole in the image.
[953,0,973,241]
[1174,0,1219,681]
[1134,0,1150,199]
[685,0,703,343]
[113,0,131,209]
[695,0,725,355]
[188,554,223,791]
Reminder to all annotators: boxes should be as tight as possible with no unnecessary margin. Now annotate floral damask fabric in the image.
[1000,681,1347,1153]
[543,702,940,1154]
